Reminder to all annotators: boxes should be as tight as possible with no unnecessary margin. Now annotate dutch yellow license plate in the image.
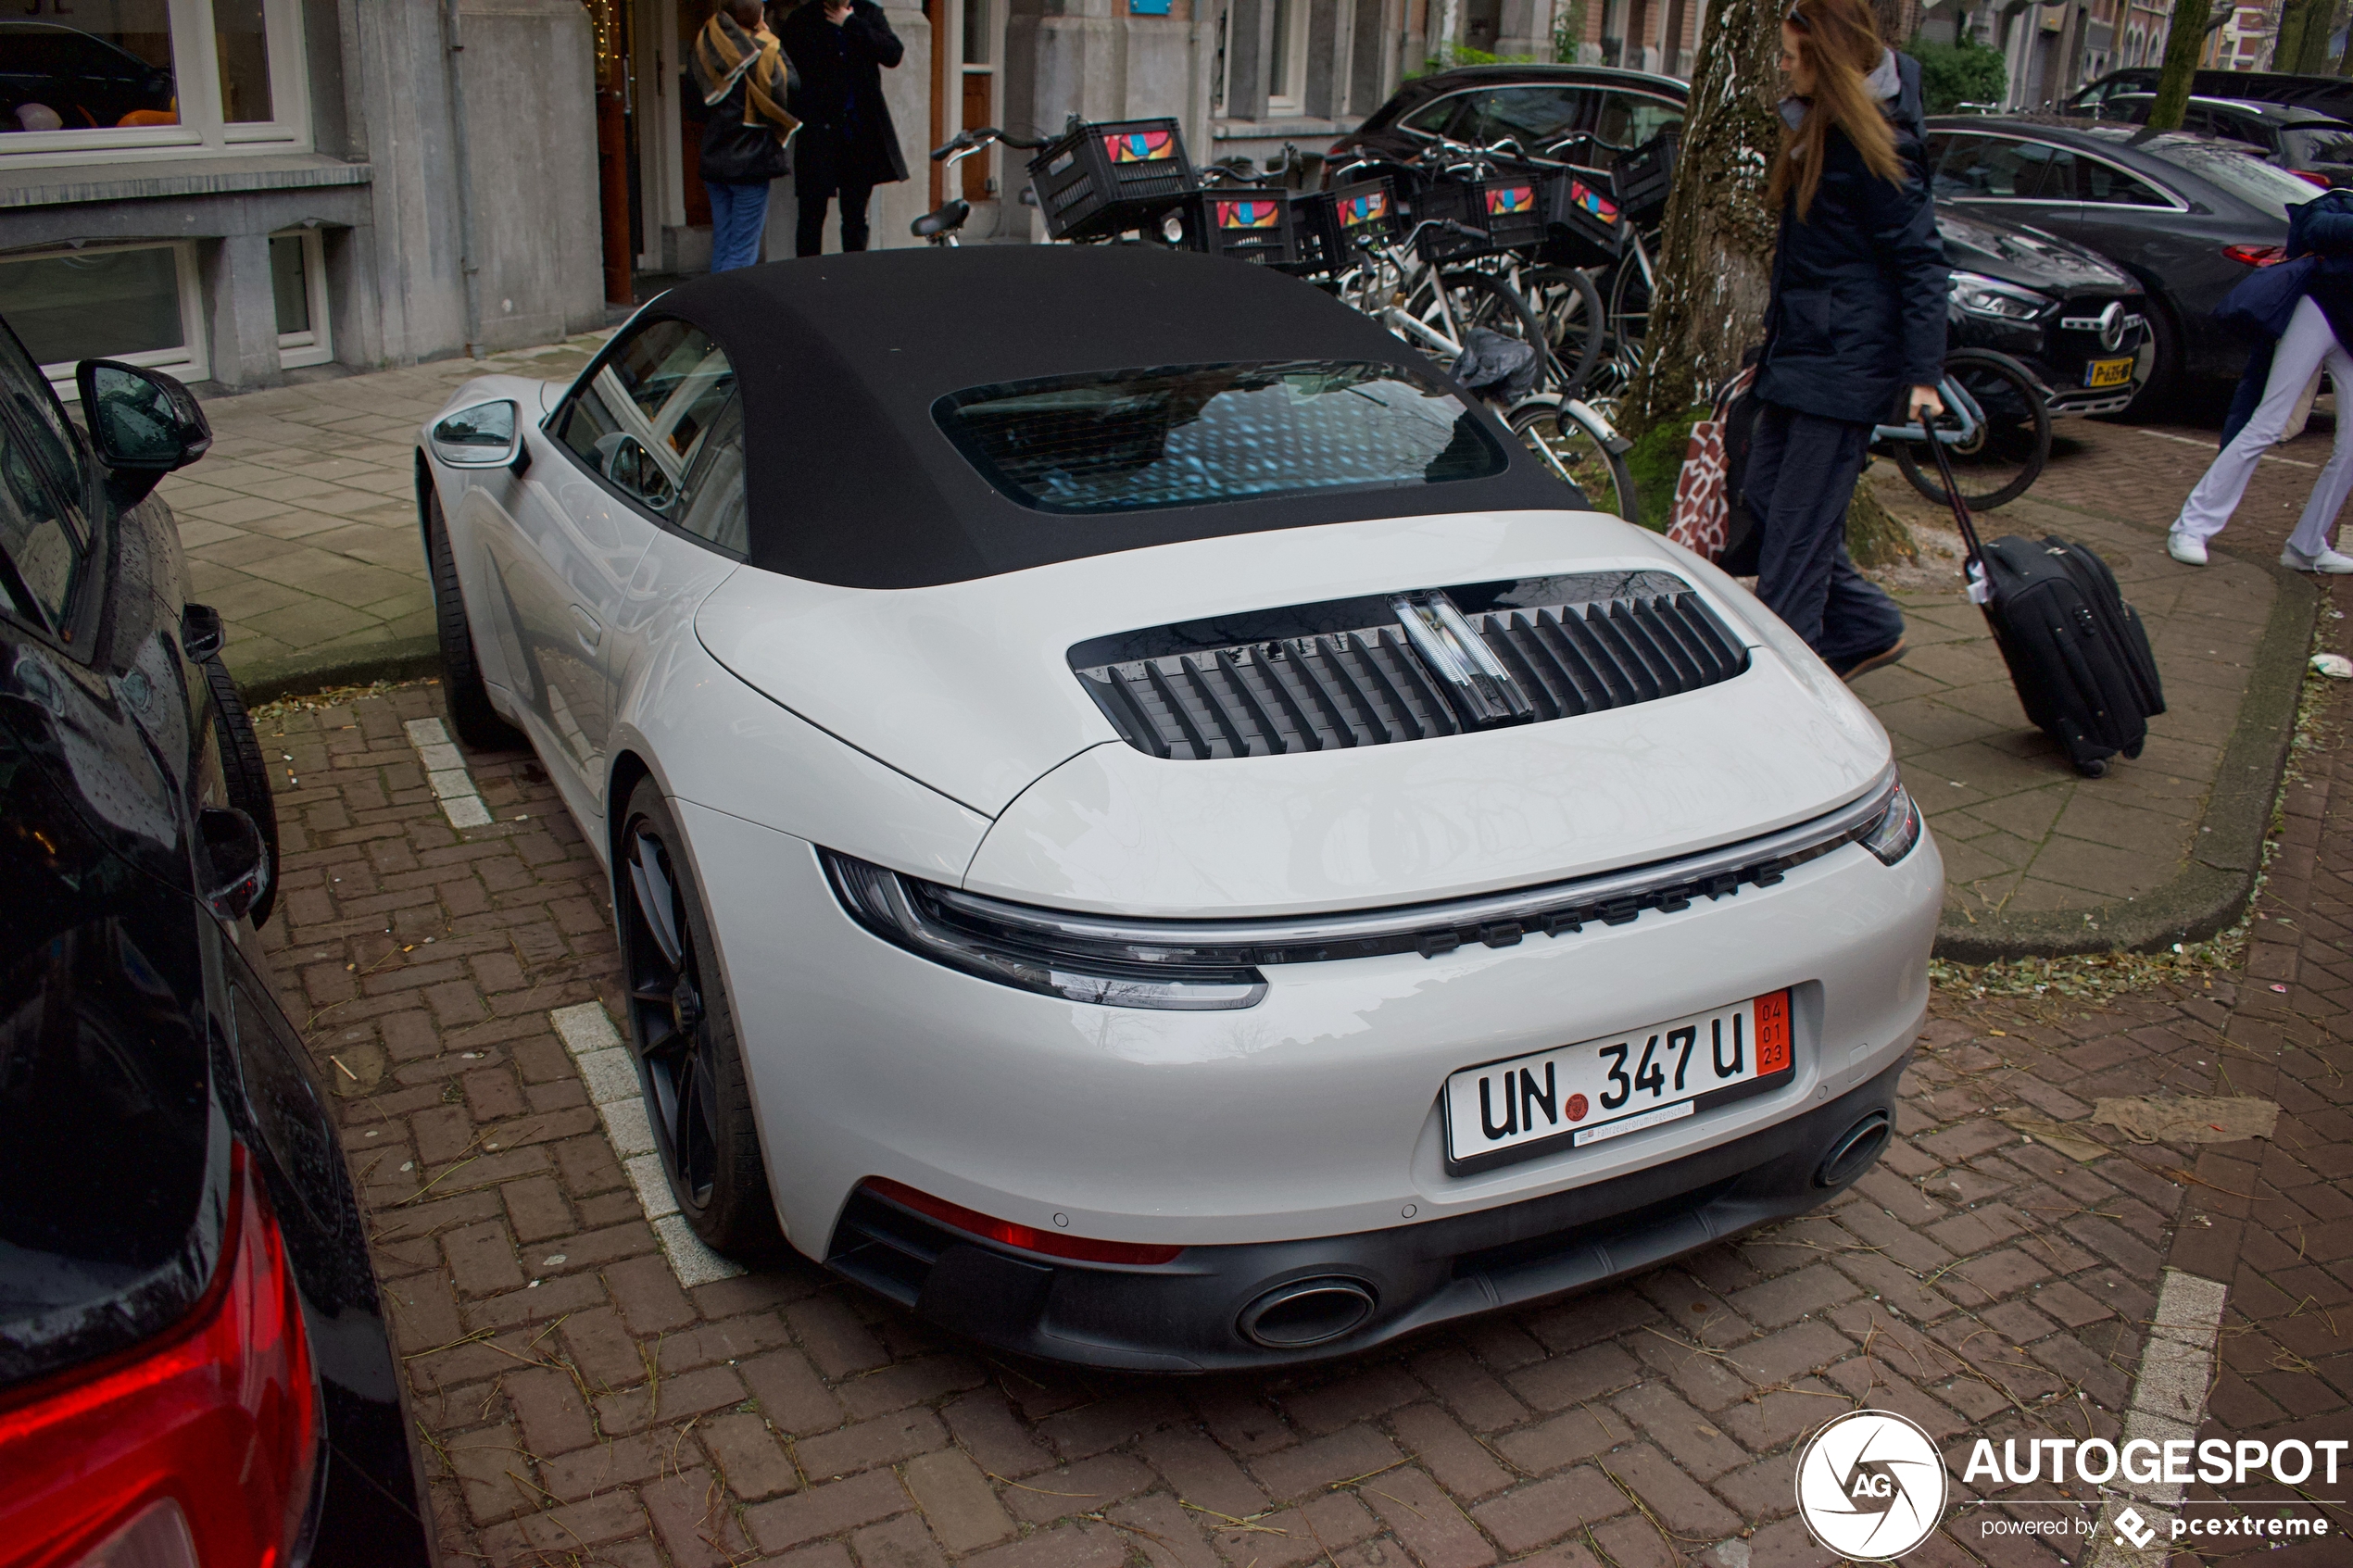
[2086,357,2134,388]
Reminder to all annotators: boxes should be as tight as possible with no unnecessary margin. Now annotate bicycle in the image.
[1329,137,1609,398]
[911,126,1047,246]
[1329,213,1557,394]
[1875,348,2051,511]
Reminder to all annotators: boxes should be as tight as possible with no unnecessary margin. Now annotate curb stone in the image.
[1932,547,2319,963]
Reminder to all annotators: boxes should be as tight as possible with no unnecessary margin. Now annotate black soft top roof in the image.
[651,245,1574,589]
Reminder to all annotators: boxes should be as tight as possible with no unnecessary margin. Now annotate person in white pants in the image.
[2170,294,2353,573]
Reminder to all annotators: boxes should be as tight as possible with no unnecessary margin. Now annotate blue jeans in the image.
[708,180,771,272]
[1744,401,1906,668]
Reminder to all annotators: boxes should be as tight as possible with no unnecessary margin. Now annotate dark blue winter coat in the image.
[2216,189,2353,447]
[1753,53,1949,427]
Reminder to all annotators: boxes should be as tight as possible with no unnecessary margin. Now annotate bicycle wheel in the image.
[1405,269,1553,388]
[1519,266,1606,398]
[1508,399,1640,526]
[1606,244,1653,356]
[1894,349,2051,511]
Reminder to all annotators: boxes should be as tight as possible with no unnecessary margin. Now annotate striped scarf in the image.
[692,12,799,140]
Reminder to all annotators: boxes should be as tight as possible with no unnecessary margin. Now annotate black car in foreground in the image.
[0,321,433,1563]
[1927,116,2330,409]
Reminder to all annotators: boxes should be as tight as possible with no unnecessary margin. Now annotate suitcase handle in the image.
[1918,414,1994,605]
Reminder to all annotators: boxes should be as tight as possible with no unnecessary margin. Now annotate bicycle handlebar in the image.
[930,126,1047,161]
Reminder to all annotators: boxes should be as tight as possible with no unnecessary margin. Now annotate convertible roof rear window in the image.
[933,360,1504,515]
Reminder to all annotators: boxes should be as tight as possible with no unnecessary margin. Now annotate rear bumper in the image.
[824,1054,1908,1372]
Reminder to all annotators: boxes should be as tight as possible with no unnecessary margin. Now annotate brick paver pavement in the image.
[248,551,2349,1567]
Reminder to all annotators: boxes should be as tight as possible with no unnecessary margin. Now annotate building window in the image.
[270,229,331,370]
[1,0,308,163]
[0,243,208,391]
[1265,0,1308,115]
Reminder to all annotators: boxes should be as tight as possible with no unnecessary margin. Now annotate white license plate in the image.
[1442,990,1794,1171]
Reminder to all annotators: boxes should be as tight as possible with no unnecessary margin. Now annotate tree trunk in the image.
[1845,474,1918,568]
[1626,0,1782,436]
[2145,0,2214,132]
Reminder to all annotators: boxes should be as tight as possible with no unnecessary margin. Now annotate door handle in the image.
[570,605,603,648]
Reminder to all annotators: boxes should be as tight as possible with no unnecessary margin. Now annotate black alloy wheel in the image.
[617,776,781,1255]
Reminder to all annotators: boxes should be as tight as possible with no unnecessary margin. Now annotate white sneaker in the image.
[2282,543,2353,574]
[2168,533,2209,566]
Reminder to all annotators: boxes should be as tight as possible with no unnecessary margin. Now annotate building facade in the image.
[2,0,1667,391]
[1,0,607,395]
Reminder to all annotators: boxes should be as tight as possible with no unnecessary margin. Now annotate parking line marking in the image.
[2082,1267,2230,1567]
[403,718,494,828]
[549,1001,747,1288]
[2138,427,2318,470]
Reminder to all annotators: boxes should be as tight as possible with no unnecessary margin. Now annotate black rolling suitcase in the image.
[1923,430,2165,778]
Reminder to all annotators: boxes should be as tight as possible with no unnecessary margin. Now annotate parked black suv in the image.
[0,320,434,1564]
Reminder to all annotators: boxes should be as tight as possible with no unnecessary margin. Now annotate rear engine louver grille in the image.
[1076,589,1750,760]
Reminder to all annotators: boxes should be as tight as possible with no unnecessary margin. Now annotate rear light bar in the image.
[2223,243,2287,267]
[2288,169,2333,188]
[862,1177,1183,1265]
[0,1145,321,1568]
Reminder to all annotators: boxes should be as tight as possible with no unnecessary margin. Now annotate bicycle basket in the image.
[1027,118,1198,242]
[1287,177,1399,276]
[1610,129,1680,230]
[1539,172,1623,268]
[1414,176,1546,262]
[1187,188,1299,267]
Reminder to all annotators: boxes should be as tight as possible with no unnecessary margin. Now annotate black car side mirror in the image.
[197,805,271,924]
[181,603,224,662]
[76,359,213,505]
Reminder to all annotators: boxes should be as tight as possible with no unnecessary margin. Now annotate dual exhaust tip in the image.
[1236,1110,1893,1350]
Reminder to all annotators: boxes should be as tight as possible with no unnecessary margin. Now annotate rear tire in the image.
[423,484,524,752]
[202,652,279,929]
[618,777,784,1258]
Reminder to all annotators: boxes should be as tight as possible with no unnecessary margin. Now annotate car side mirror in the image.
[197,805,271,924]
[76,361,212,502]
[181,602,224,662]
[429,399,523,469]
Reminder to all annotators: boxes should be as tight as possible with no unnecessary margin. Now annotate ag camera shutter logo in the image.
[1794,1410,1949,1560]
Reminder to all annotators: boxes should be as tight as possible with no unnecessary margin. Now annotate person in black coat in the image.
[1744,0,1948,682]
[778,0,908,256]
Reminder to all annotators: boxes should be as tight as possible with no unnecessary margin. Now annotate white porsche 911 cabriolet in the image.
[416,245,1938,1370]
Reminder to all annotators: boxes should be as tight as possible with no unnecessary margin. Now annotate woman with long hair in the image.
[1743,0,1948,681]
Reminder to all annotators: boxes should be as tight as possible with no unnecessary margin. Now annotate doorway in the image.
[586,0,637,305]
[923,0,1000,218]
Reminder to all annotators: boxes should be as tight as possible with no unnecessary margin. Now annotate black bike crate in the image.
[1287,177,1401,275]
[1611,128,1680,229]
[1413,175,1547,262]
[1028,118,1197,241]
[1541,171,1624,267]
[1190,187,1297,266]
